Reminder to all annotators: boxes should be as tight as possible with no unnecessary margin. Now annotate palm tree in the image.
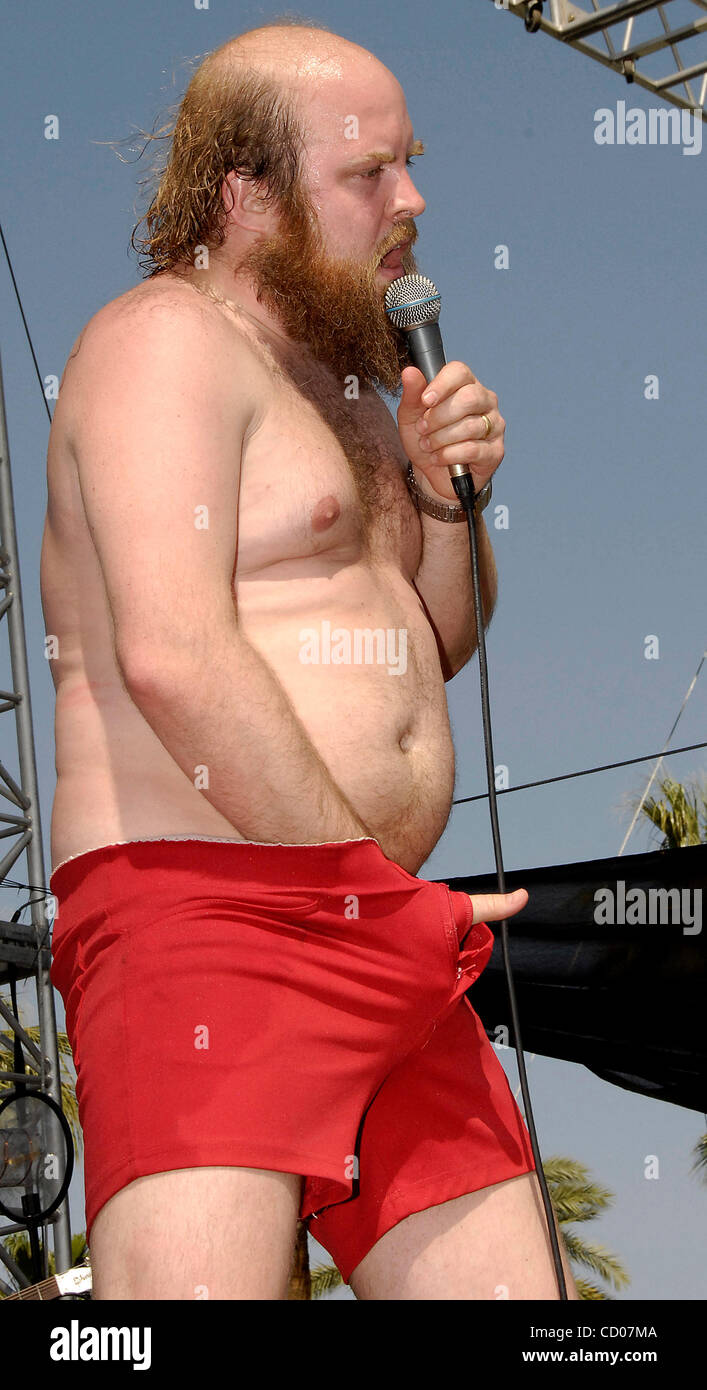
[542,1156,629,1299]
[636,769,707,850]
[631,767,707,1185]
[309,1155,630,1299]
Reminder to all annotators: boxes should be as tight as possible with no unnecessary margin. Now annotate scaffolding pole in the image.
[0,345,72,1284]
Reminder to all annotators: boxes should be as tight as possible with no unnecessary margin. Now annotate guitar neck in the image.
[6,1275,61,1301]
[5,1263,92,1301]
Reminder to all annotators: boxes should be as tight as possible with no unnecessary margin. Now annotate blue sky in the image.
[1,0,705,1299]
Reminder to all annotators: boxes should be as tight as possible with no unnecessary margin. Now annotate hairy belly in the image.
[51,575,456,874]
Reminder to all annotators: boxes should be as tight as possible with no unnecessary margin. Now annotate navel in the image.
[399,730,414,753]
[311,494,341,532]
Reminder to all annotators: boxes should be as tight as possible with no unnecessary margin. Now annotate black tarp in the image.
[437,843,707,1113]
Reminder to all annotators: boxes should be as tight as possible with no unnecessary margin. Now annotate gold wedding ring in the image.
[481,413,492,439]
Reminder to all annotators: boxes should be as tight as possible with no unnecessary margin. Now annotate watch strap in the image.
[405,462,492,521]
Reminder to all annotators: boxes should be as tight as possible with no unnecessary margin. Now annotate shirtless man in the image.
[42,22,579,1300]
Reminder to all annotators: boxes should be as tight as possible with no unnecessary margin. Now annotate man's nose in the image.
[389,168,426,220]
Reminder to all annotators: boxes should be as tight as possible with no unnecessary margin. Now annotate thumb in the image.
[467,888,529,923]
[397,365,430,425]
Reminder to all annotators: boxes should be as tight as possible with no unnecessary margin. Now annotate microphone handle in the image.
[407,320,471,482]
[407,321,446,384]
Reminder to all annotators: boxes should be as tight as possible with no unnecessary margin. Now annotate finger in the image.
[420,409,501,451]
[421,360,477,410]
[422,435,501,474]
[422,382,496,431]
[467,888,528,922]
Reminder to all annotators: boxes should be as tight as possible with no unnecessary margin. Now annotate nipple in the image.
[311,494,341,532]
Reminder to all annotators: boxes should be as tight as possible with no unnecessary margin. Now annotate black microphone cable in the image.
[452,469,569,1301]
[386,273,569,1300]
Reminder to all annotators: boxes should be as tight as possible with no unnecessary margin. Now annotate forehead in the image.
[298,61,412,165]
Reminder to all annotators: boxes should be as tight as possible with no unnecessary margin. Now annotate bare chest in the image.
[235,343,422,581]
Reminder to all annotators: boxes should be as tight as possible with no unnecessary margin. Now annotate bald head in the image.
[207,21,386,85]
[205,21,402,151]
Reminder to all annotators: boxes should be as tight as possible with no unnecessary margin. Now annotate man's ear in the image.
[221,170,277,234]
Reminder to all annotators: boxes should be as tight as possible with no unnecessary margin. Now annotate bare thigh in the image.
[89,1166,303,1300]
[349,1171,581,1300]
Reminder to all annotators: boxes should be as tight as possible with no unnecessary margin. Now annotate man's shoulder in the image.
[59,275,267,460]
[81,274,251,349]
[63,275,269,410]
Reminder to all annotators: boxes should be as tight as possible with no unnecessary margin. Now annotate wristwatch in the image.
[405,461,492,522]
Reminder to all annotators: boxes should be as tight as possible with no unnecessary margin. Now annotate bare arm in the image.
[131,633,372,844]
[395,362,502,680]
[370,393,496,680]
[73,294,372,844]
[412,469,497,681]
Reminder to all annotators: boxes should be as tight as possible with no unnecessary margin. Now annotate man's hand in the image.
[397,362,505,502]
[469,887,528,923]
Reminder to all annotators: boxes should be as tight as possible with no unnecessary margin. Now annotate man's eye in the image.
[362,157,418,180]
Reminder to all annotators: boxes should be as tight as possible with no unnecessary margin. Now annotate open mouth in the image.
[379,240,411,269]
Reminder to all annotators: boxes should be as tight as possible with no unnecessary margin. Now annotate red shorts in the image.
[49,836,535,1286]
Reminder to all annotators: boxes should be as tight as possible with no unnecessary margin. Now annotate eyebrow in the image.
[344,138,425,169]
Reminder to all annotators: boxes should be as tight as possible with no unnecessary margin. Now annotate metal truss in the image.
[493,1,707,119]
[0,350,72,1291]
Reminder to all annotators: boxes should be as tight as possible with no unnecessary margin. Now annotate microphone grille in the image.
[384,274,441,329]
